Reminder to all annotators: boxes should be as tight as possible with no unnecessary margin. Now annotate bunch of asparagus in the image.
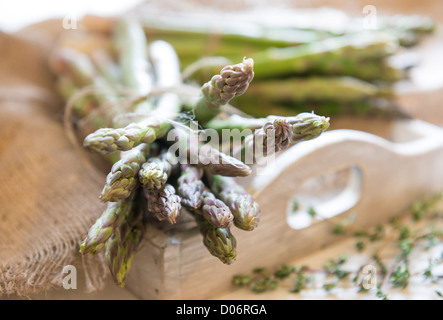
[99,7,434,118]
[50,18,330,287]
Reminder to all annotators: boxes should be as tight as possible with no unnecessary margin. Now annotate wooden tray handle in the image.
[250,119,443,229]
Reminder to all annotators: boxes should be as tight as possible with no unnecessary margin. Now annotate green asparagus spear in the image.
[83,118,170,155]
[112,191,145,246]
[50,47,104,89]
[50,48,119,125]
[80,197,135,255]
[177,165,205,210]
[192,57,254,124]
[84,33,183,154]
[290,112,331,143]
[99,143,148,202]
[112,18,156,120]
[134,11,434,62]
[232,112,328,163]
[200,147,253,177]
[148,40,183,118]
[207,112,330,134]
[236,76,393,105]
[170,127,252,177]
[251,32,401,81]
[138,14,326,50]
[209,175,260,231]
[138,153,173,190]
[105,219,145,287]
[236,117,294,163]
[114,18,154,96]
[200,191,234,228]
[206,114,268,132]
[91,188,146,286]
[195,215,237,265]
[144,184,182,224]
[235,96,406,119]
[180,35,403,84]
[89,48,121,87]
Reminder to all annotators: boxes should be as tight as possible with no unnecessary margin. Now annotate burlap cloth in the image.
[0,20,109,297]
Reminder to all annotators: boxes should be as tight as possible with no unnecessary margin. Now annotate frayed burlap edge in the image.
[0,242,108,298]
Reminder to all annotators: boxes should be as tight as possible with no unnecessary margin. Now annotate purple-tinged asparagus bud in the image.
[144,184,182,224]
[201,191,234,228]
[194,57,254,123]
[210,175,260,231]
[177,165,205,210]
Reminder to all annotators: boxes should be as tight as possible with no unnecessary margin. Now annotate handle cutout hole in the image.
[287,166,362,230]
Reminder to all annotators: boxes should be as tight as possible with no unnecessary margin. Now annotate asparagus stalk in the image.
[206,114,268,132]
[81,188,146,255]
[195,215,237,265]
[236,96,407,119]
[207,112,331,134]
[235,118,294,163]
[139,15,326,49]
[251,32,401,81]
[50,47,105,89]
[235,76,393,105]
[56,76,103,123]
[209,175,260,231]
[50,48,119,126]
[84,35,184,155]
[231,112,329,163]
[144,184,182,224]
[148,40,183,118]
[200,191,234,228]
[112,191,145,246]
[84,185,147,287]
[200,147,253,177]
[113,18,153,96]
[177,165,205,210]
[85,12,434,59]
[83,118,170,155]
[80,197,135,255]
[192,57,254,124]
[138,32,321,66]
[138,153,173,190]
[89,48,121,87]
[171,127,252,177]
[112,18,157,120]
[290,112,331,143]
[99,143,148,202]
[105,219,145,287]
[181,40,403,84]
[136,12,433,59]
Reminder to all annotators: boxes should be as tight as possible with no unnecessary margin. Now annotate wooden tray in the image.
[124,117,443,299]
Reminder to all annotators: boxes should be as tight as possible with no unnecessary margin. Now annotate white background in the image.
[0,0,144,32]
